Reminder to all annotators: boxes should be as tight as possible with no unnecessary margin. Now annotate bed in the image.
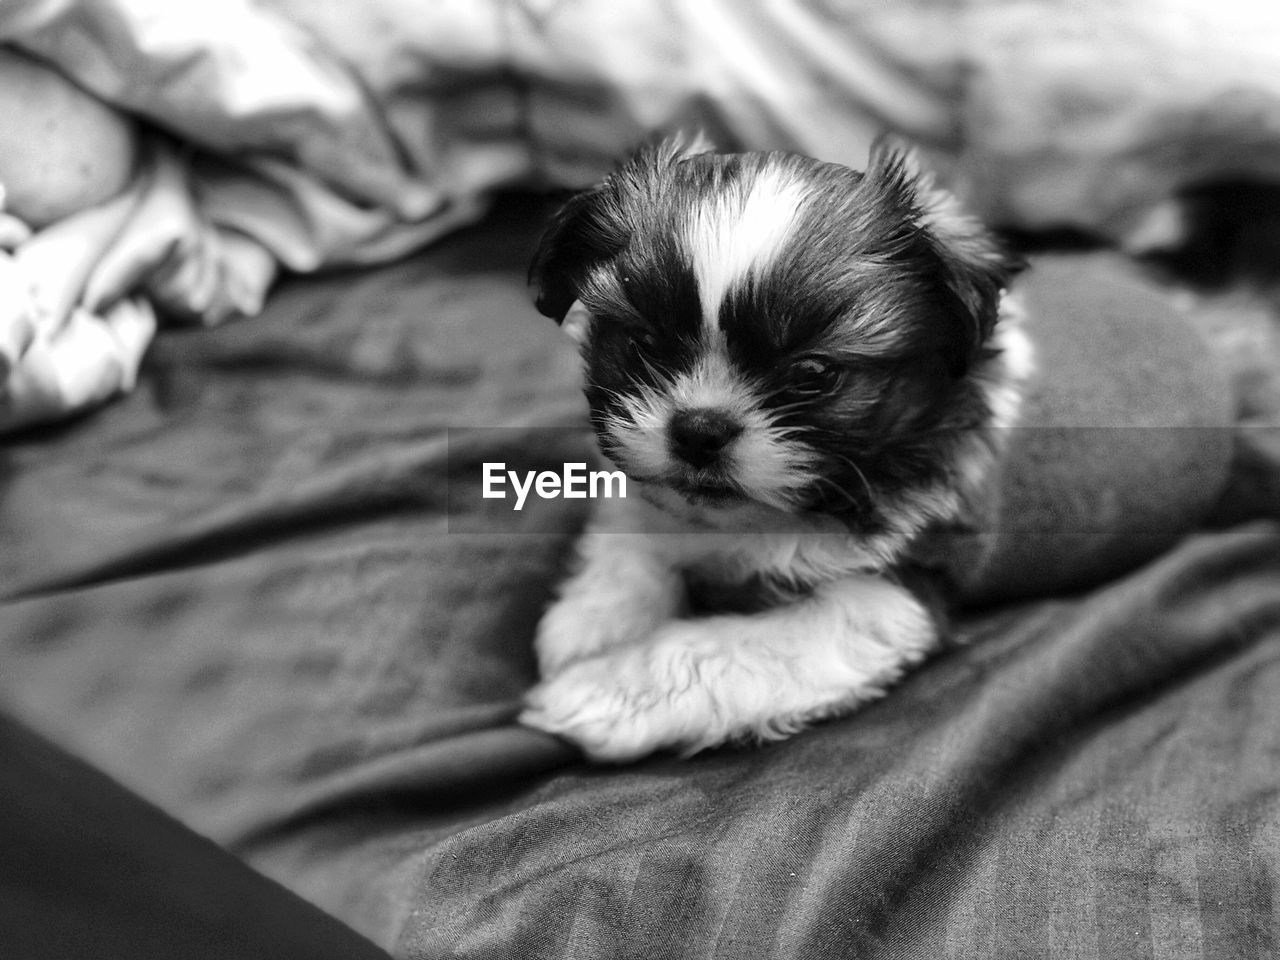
[1,186,1279,957]
[3,3,1280,957]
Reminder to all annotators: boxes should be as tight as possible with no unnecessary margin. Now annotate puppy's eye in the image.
[787,357,844,395]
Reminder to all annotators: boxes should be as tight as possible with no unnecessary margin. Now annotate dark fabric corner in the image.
[0,713,394,960]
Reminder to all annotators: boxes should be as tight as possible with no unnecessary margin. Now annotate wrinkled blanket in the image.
[4,0,1280,431]
[10,0,1280,249]
[1,197,1279,958]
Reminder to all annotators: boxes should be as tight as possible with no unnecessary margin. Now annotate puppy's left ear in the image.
[528,184,622,324]
[866,136,1024,373]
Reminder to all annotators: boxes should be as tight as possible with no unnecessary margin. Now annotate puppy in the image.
[519,135,1031,762]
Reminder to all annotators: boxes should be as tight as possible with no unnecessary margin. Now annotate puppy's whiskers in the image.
[813,448,877,508]
[807,474,867,514]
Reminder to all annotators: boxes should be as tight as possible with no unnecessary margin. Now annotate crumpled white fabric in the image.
[0,184,155,434]
[0,138,288,433]
[955,0,1280,240]
[2,0,1280,432]
[265,0,1280,230]
[10,0,1279,266]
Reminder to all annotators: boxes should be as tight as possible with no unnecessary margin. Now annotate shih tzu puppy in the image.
[519,134,1031,762]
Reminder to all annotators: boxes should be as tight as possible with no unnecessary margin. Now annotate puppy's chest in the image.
[670,534,875,614]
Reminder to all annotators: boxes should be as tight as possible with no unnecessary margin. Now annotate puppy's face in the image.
[531,137,1020,540]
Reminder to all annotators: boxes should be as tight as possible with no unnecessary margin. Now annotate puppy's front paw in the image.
[534,590,670,677]
[520,647,694,763]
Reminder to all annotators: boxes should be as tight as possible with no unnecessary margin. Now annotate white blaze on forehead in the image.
[684,167,809,332]
[669,350,754,410]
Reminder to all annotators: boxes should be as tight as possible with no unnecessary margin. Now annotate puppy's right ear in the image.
[528,184,624,324]
[529,131,715,324]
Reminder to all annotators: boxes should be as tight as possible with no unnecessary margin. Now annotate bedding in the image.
[2,3,1280,954]
[1,195,1279,958]
[5,0,1280,431]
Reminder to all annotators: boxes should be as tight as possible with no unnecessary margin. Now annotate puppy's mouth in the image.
[664,471,745,504]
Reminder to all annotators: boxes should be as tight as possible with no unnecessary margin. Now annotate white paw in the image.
[520,645,704,762]
[534,593,665,677]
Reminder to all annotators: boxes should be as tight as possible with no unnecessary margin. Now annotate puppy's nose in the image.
[668,408,743,468]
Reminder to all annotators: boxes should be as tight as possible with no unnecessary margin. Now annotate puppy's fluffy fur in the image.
[520,135,1032,762]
